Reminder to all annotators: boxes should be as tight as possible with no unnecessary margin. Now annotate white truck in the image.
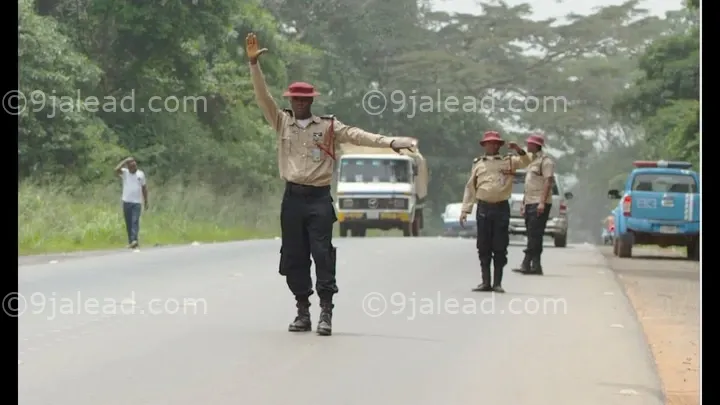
[334,143,429,237]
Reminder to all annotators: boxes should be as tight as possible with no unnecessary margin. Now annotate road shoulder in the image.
[599,246,699,405]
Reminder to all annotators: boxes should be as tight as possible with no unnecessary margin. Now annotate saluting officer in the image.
[513,134,554,275]
[246,33,416,336]
[460,131,532,293]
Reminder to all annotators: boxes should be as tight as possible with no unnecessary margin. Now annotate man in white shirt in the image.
[114,157,148,248]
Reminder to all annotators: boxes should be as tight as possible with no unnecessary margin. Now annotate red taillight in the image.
[622,195,631,216]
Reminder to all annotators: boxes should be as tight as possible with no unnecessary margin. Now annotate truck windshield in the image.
[339,158,411,183]
[512,172,559,195]
[631,173,698,193]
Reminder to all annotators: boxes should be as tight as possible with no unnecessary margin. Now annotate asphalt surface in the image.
[18,238,664,405]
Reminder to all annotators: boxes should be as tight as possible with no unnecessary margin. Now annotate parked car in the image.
[440,202,477,238]
[508,170,573,247]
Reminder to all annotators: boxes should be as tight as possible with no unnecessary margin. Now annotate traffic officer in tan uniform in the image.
[246,33,416,336]
[512,134,554,275]
[460,131,532,292]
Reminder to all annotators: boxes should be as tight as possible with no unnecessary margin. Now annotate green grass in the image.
[19,181,282,255]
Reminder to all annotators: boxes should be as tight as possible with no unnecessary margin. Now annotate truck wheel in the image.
[687,238,699,261]
[339,224,348,237]
[617,233,633,258]
[554,234,567,248]
[353,227,366,237]
[402,224,411,237]
[411,218,420,236]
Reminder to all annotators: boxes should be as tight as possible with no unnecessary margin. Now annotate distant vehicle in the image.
[602,213,615,245]
[334,143,429,237]
[508,170,573,247]
[440,202,477,238]
[607,160,700,260]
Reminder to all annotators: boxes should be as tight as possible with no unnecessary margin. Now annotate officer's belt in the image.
[477,199,509,205]
[285,182,331,197]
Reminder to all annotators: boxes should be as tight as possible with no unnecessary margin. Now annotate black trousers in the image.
[279,182,338,301]
[524,203,552,257]
[475,200,510,271]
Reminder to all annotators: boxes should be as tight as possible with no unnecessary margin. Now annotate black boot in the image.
[512,253,532,273]
[317,300,333,336]
[472,264,493,292]
[288,298,312,332]
[492,267,505,293]
[527,255,543,275]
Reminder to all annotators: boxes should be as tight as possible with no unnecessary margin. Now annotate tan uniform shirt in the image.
[250,63,400,187]
[461,153,533,213]
[523,152,555,205]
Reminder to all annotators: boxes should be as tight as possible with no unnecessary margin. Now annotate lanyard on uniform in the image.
[316,117,336,160]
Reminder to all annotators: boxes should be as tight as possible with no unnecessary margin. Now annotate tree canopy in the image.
[19,0,700,239]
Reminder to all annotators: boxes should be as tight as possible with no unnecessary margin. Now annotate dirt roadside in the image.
[599,246,700,405]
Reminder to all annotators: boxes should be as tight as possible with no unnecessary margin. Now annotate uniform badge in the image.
[312,132,324,144]
[311,148,323,162]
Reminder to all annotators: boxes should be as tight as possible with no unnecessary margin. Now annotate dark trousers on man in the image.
[279,182,338,334]
[521,203,552,274]
[474,200,510,292]
[123,201,142,245]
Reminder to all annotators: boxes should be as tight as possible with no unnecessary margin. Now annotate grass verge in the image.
[19,180,282,255]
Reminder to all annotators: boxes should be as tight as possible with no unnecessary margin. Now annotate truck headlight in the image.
[341,199,354,208]
[393,199,406,208]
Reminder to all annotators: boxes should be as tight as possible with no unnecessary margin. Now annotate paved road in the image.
[18,238,664,405]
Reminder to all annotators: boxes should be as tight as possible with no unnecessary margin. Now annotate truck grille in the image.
[339,198,408,210]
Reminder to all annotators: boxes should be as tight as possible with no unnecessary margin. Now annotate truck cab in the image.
[335,152,426,237]
[607,160,700,260]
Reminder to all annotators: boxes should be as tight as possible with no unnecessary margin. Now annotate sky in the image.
[431,0,684,19]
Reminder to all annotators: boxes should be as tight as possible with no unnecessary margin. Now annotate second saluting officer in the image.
[460,131,532,292]
[246,33,416,336]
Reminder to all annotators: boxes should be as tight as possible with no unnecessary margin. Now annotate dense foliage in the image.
[18,0,699,248]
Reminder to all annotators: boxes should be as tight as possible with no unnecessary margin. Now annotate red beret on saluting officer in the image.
[245,32,416,336]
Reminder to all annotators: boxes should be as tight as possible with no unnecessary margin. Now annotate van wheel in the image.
[339,225,348,237]
[403,224,411,237]
[687,238,699,261]
[353,227,366,237]
[554,234,567,248]
[411,218,420,236]
[617,233,633,258]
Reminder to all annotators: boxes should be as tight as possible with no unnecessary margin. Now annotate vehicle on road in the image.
[602,213,615,245]
[440,202,477,238]
[607,160,700,260]
[335,143,429,237]
[508,170,573,247]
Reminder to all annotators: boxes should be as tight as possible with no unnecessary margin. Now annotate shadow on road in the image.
[629,255,688,262]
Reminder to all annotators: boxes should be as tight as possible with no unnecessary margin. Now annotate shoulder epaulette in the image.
[319,114,335,119]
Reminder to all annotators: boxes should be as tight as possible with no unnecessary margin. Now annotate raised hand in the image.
[245,33,268,62]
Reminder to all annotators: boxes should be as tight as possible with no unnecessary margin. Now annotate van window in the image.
[339,158,411,183]
[631,174,698,193]
[512,172,559,195]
